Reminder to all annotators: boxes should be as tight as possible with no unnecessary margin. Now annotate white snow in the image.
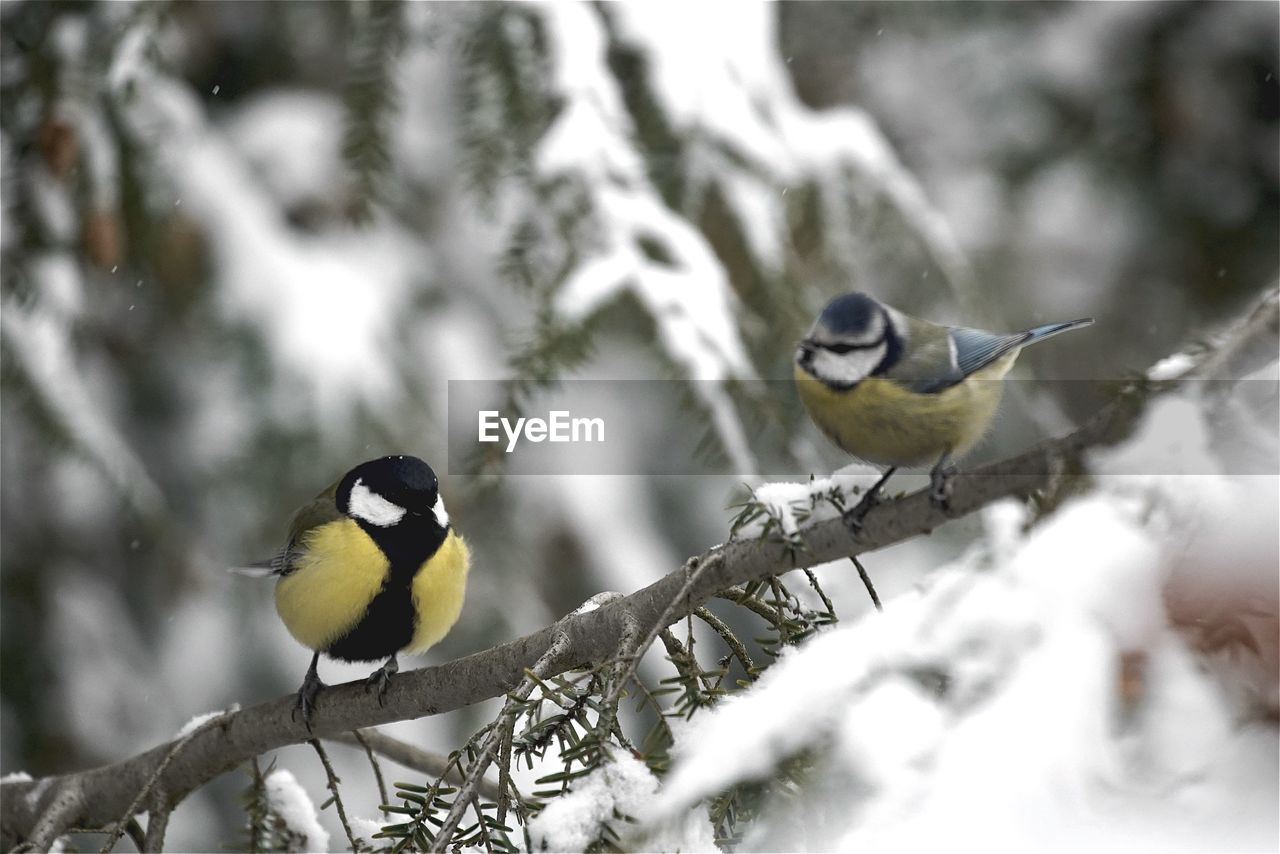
[1147,351,1197,381]
[738,465,884,537]
[174,705,238,739]
[0,293,164,518]
[527,751,715,853]
[349,816,386,849]
[0,771,32,783]
[532,2,760,476]
[648,390,1279,851]
[107,46,427,421]
[264,769,330,852]
[609,3,974,289]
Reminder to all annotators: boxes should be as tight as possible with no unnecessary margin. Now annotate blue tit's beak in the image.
[796,339,817,366]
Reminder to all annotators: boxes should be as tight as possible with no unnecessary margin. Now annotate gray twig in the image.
[309,738,359,852]
[348,729,389,809]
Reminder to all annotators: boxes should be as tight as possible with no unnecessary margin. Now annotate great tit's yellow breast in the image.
[407,530,471,654]
[795,353,1016,467]
[275,518,389,651]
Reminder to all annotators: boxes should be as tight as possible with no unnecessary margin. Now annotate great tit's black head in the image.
[796,292,901,388]
[336,455,449,530]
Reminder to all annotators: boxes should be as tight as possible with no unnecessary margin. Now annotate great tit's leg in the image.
[842,466,897,536]
[929,452,958,512]
[365,654,399,706]
[293,652,325,733]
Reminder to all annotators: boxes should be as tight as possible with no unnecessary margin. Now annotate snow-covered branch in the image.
[2,288,1275,848]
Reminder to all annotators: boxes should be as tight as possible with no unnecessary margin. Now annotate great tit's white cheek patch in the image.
[432,493,449,528]
[349,479,407,527]
[812,343,885,386]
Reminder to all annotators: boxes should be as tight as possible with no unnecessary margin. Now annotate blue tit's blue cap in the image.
[819,292,882,335]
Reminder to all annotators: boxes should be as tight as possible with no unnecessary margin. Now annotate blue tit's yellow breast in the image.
[275,518,389,651]
[794,354,1016,467]
[407,530,471,654]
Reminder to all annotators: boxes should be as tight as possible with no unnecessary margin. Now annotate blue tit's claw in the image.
[841,493,879,538]
[929,466,959,516]
[364,655,399,707]
[842,467,897,539]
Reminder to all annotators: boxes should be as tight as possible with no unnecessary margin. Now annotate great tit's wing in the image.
[243,479,344,577]
[270,479,343,576]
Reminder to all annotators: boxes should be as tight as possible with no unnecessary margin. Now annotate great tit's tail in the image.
[228,562,276,578]
[229,547,297,578]
[1022,317,1094,347]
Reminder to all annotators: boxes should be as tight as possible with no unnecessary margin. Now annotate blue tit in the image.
[794,292,1092,522]
[254,455,470,729]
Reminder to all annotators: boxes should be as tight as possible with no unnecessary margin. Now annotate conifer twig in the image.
[309,738,359,852]
[428,631,570,851]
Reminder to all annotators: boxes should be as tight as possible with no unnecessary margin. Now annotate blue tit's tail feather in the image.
[951,317,1093,379]
[1022,317,1094,346]
[1018,320,1090,348]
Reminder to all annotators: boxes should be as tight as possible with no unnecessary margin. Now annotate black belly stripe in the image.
[323,514,449,663]
[325,578,416,662]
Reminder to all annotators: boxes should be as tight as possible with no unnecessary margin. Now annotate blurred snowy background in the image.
[1,1,1276,850]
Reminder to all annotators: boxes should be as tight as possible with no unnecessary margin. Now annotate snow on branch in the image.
[1,288,1274,848]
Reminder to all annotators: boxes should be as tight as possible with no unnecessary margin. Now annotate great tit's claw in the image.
[293,679,324,733]
[364,655,399,707]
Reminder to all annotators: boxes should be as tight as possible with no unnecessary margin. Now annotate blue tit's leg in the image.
[929,452,958,512]
[842,466,897,536]
[365,654,399,706]
[293,651,325,733]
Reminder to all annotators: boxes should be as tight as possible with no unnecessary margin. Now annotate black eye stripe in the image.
[824,340,882,354]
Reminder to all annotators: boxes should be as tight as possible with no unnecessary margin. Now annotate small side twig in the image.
[349,729,389,808]
[141,788,170,853]
[309,738,358,852]
[851,556,882,612]
[330,729,505,804]
[99,714,229,854]
[802,568,837,619]
[602,555,717,712]
[716,586,787,627]
[496,720,516,828]
[693,606,756,676]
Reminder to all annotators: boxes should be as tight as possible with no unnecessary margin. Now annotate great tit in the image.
[255,455,470,729]
[794,292,1093,523]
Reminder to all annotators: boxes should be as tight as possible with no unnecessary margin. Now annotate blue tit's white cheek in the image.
[348,479,407,527]
[811,343,886,386]
[432,494,449,528]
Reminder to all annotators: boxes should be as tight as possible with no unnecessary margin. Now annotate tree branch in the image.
[3,288,1275,848]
